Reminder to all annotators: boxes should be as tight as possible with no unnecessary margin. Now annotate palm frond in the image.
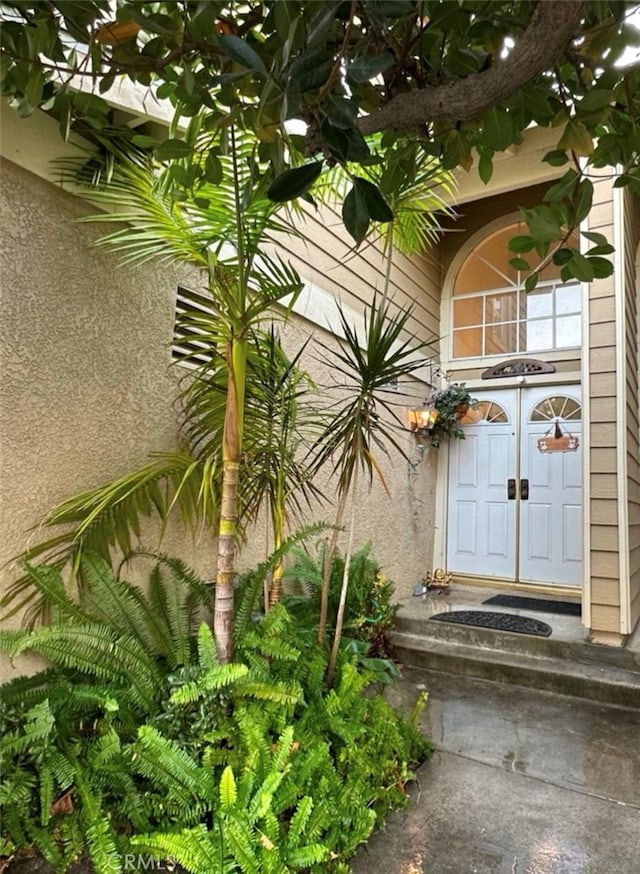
[318,138,456,257]
[2,453,219,625]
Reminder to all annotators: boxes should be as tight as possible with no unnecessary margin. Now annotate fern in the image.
[1,555,432,872]
[169,661,248,707]
[233,522,329,639]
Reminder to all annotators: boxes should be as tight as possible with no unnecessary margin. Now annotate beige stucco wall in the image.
[0,120,439,678]
[0,156,220,672]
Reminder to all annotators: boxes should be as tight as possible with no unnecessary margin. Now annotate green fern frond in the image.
[79,554,163,650]
[0,767,36,809]
[0,629,29,658]
[286,795,313,845]
[87,727,122,770]
[10,625,162,712]
[287,841,330,868]
[0,700,55,758]
[74,764,123,874]
[223,813,260,874]
[219,765,237,810]
[235,680,301,708]
[170,662,249,705]
[131,825,229,874]
[131,726,215,801]
[196,622,218,671]
[48,749,76,792]
[38,765,54,828]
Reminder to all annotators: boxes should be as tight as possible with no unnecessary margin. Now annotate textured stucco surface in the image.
[0,157,437,678]
[238,313,437,598]
[0,158,216,675]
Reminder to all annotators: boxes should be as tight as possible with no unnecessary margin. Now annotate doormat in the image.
[482,594,581,617]
[429,610,552,637]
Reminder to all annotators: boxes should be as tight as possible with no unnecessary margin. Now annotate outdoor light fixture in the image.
[408,404,440,437]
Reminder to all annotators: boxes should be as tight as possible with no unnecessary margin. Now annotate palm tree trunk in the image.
[327,467,359,685]
[214,337,246,663]
[317,488,349,646]
[268,479,286,607]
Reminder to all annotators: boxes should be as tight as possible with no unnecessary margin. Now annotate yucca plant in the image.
[311,297,435,683]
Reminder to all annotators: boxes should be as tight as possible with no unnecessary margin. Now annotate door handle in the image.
[520,478,529,500]
[507,478,516,500]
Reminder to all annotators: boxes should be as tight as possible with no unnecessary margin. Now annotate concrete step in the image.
[390,627,640,710]
[395,612,640,671]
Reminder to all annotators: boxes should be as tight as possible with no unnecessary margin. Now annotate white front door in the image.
[446,385,582,587]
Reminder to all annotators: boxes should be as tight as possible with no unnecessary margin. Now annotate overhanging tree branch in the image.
[359,0,585,134]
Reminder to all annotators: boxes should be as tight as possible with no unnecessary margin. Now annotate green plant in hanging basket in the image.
[430,383,478,448]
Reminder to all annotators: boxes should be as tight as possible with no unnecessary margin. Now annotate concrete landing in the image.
[352,669,640,874]
[391,586,640,709]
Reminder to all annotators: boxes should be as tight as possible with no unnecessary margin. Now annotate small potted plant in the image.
[429,383,477,448]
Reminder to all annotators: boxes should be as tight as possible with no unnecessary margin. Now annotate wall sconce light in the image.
[408,404,440,439]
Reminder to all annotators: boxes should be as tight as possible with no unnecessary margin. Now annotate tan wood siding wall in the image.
[269,203,441,347]
[587,177,621,636]
[624,190,640,632]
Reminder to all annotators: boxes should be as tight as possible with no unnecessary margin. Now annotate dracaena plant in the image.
[311,296,436,683]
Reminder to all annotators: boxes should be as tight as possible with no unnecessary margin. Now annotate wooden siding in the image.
[269,202,442,345]
[591,577,621,606]
[623,188,640,633]
[586,178,620,635]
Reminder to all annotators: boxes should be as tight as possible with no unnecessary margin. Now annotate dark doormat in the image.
[429,610,552,637]
[482,594,581,617]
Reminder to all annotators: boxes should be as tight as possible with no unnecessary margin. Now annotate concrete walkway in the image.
[352,669,640,874]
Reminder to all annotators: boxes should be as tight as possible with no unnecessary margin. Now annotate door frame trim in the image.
[434,380,584,591]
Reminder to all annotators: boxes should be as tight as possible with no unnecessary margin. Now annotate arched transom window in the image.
[460,400,509,425]
[529,395,582,422]
[452,224,582,360]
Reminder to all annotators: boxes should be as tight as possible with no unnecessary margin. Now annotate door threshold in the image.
[452,574,581,601]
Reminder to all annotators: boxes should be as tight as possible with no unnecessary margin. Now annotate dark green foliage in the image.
[429,383,479,448]
[1,555,430,873]
[284,542,399,658]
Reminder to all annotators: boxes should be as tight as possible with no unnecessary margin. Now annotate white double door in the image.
[446,385,582,587]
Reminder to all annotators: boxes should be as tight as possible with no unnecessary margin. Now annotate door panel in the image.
[446,384,582,587]
[446,389,517,578]
[518,385,582,586]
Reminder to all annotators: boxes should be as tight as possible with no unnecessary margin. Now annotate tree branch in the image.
[359,1,584,135]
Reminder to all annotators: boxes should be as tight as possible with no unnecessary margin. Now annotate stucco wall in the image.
[0,149,438,678]
[236,312,437,596]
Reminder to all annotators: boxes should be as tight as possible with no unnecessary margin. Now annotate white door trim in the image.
[438,381,584,589]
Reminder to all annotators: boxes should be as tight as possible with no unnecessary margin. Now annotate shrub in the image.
[284,542,399,658]
[1,555,430,873]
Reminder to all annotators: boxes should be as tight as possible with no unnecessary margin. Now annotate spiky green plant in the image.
[311,297,435,682]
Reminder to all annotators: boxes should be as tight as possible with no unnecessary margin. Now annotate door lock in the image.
[507,478,516,500]
[520,478,529,500]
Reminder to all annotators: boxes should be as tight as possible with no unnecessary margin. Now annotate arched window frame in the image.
[442,218,583,365]
[459,399,509,426]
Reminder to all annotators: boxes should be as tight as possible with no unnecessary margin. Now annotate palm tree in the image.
[240,328,324,607]
[8,133,303,661]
